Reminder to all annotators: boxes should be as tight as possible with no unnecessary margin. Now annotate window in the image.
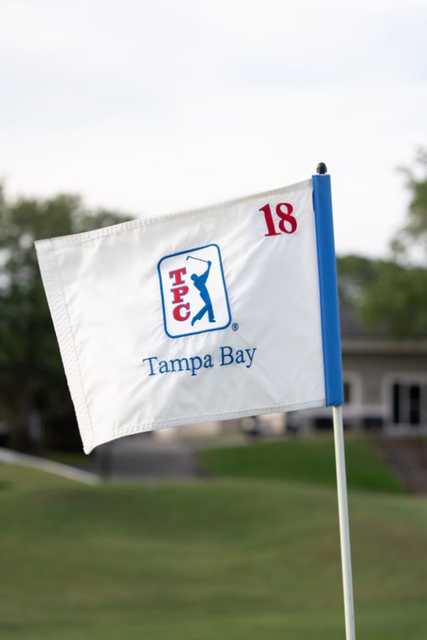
[343,381,352,404]
[342,373,362,406]
[392,381,427,426]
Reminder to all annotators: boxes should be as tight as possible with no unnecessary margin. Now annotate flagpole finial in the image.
[316,162,328,175]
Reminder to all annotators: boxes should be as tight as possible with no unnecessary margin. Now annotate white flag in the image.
[36,175,343,453]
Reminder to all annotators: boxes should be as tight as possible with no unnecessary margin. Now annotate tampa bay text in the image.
[142,346,257,377]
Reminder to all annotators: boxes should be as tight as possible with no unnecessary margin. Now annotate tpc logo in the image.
[157,244,232,338]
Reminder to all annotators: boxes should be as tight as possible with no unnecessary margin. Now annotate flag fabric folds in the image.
[36,176,343,454]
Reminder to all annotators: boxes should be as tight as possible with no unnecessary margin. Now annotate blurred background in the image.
[1,2,427,639]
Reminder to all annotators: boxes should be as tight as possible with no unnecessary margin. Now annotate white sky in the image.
[2,0,427,256]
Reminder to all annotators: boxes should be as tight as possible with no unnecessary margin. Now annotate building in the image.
[291,302,427,433]
[290,337,427,433]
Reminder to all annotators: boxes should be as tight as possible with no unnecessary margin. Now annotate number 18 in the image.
[259,202,297,237]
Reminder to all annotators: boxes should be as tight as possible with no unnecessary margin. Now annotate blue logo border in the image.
[157,243,232,339]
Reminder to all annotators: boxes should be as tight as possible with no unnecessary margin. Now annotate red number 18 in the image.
[259,202,297,237]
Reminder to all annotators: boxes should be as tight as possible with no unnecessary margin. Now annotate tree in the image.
[338,254,379,308]
[343,149,427,339]
[360,261,427,337]
[0,189,129,450]
[392,148,427,259]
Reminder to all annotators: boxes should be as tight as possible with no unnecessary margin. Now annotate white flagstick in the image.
[332,405,356,640]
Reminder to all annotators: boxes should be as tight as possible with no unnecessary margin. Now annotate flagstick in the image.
[332,404,356,640]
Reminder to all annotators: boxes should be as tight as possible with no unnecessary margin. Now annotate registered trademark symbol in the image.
[232,322,239,332]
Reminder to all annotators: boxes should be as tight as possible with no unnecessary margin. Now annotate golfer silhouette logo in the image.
[186,256,215,326]
[157,243,232,339]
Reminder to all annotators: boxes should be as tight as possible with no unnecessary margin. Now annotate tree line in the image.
[340,149,427,337]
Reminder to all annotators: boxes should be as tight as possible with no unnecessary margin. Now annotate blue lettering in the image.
[235,349,245,364]
[159,360,169,374]
[220,345,234,366]
[170,358,189,373]
[203,354,214,368]
[190,356,202,376]
[143,348,255,377]
[245,348,256,368]
[143,356,158,376]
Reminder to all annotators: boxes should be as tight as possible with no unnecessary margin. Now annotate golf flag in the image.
[36,174,343,454]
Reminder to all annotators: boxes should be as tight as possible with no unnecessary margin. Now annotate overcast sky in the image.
[2,1,427,256]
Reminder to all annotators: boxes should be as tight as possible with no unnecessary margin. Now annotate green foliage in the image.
[337,151,427,338]
[360,261,427,337]
[394,148,427,256]
[0,188,129,450]
[199,437,402,494]
[338,254,379,305]
[337,254,380,331]
[337,255,427,338]
[0,463,426,639]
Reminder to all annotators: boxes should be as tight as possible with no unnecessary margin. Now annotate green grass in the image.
[1,460,426,639]
[198,436,402,493]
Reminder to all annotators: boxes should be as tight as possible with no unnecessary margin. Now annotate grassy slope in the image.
[198,436,402,493]
[1,461,426,639]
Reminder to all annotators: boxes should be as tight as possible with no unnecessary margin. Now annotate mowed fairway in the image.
[1,440,427,639]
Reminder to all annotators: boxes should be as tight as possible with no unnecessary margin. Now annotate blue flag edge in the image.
[312,174,344,406]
